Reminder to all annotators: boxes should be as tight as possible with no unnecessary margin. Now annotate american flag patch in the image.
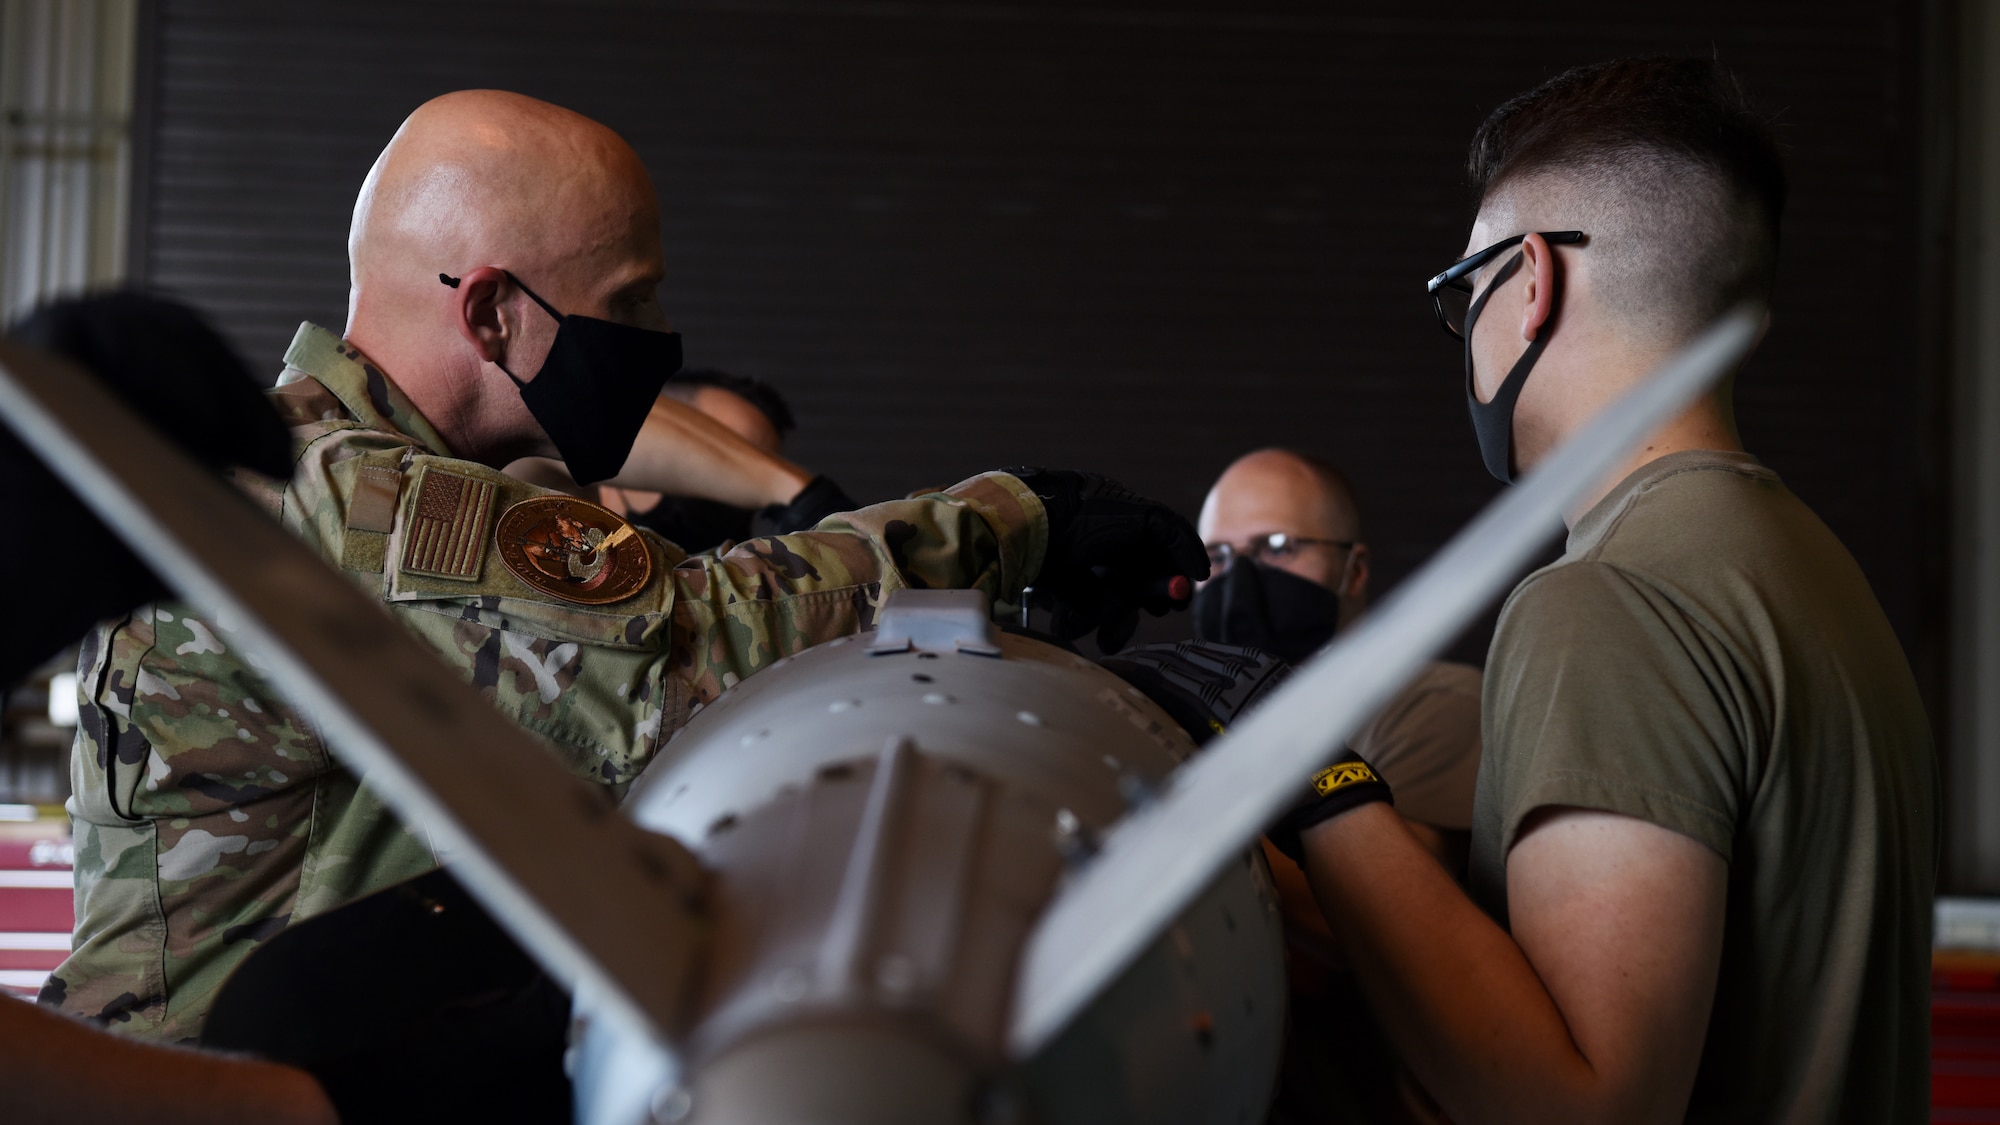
[400,468,494,581]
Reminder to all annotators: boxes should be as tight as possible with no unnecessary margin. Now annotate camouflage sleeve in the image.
[663,470,1046,716]
[54,430,1040,1041]
[51,422,435,1039]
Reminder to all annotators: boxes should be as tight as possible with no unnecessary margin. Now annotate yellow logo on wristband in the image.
[1311,760,1381,797]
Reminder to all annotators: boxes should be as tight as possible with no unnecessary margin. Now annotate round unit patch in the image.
[494,496,653,606]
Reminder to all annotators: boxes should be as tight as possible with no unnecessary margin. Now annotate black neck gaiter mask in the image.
[444,271,682,485]
[1463,251,1559,484]
[1191,561,1343,665]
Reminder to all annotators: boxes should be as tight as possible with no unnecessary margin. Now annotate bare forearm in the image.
[1300,806,1612,1124]
[611,398,811,507]
[0,995,337,1124]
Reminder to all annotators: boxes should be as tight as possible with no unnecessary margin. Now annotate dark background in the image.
[130,1,1945,675]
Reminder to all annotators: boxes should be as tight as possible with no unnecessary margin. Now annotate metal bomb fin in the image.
[1008,305,1765,1057]
[0,338,706,1047]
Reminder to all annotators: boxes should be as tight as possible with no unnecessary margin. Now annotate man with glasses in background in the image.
[1195,448,1478,1124]
[1196,447,1480,877]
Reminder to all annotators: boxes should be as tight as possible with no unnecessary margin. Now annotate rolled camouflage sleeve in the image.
[663,471,1045,714]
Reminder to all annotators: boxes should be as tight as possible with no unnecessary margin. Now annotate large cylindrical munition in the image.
[575,589,1286,1125]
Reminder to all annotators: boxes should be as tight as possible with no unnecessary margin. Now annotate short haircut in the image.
[662,368,796,436]
[1468,57,1786,345]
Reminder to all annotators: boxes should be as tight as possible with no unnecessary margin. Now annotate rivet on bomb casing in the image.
[1052,808,1097,863]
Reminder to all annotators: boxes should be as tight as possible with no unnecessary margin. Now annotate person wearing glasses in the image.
[1195,447,1480,876]
[1282,57,1936,1124]
[1196,447,1479,1125]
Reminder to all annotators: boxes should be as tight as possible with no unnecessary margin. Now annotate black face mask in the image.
[441,271,682,485]
[1463,251,1558,484]
[1191,561,1342,665]
[629,495,754,554]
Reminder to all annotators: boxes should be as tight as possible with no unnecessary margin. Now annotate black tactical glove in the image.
[1,290,293,685]
[1267,749,1395,864]
[1100,639,1294,748]
[1007,468,1209,653]
[1102,639,1390,860]
[751,473,858,537]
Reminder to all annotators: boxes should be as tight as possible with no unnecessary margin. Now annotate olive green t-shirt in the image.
[1352,660,1482,833]
[1470,450,1938,1123]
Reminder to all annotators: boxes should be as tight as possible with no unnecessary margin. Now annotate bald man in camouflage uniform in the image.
[43,91,1190,1042]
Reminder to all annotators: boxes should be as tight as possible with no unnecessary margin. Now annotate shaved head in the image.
[1201,450,1360,545]
[1198,449,1368,616]
[349,89,657,302]
[343,90,667,464]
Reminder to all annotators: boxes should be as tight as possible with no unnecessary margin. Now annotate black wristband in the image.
[1267,748,1394,864]
[751,474,858,537]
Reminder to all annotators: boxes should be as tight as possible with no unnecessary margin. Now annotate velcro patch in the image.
[1311,760,1382,797]
[346,465,403,533]
[400,469,494,581]
[493,495,652,605]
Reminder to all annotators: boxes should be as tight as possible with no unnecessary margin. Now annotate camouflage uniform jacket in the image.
[46,322,1047,1041]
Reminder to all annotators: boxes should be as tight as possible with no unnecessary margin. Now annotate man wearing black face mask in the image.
[48,89,1206,1046]
[1194,448,1480,873]
[1281,59,1936,1125]
[1193,448,1477,1125]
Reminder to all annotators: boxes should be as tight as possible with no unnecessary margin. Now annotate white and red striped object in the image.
[0,808,72,999]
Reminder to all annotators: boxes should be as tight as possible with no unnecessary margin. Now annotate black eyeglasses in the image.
[1206,533,1355,573]
[1426,231,1584,340]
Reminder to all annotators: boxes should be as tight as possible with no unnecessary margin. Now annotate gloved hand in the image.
[1267,748,1394,864]
[1007,467,1209,653]
[1,290,292,685]
[1099,639,1294,748]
